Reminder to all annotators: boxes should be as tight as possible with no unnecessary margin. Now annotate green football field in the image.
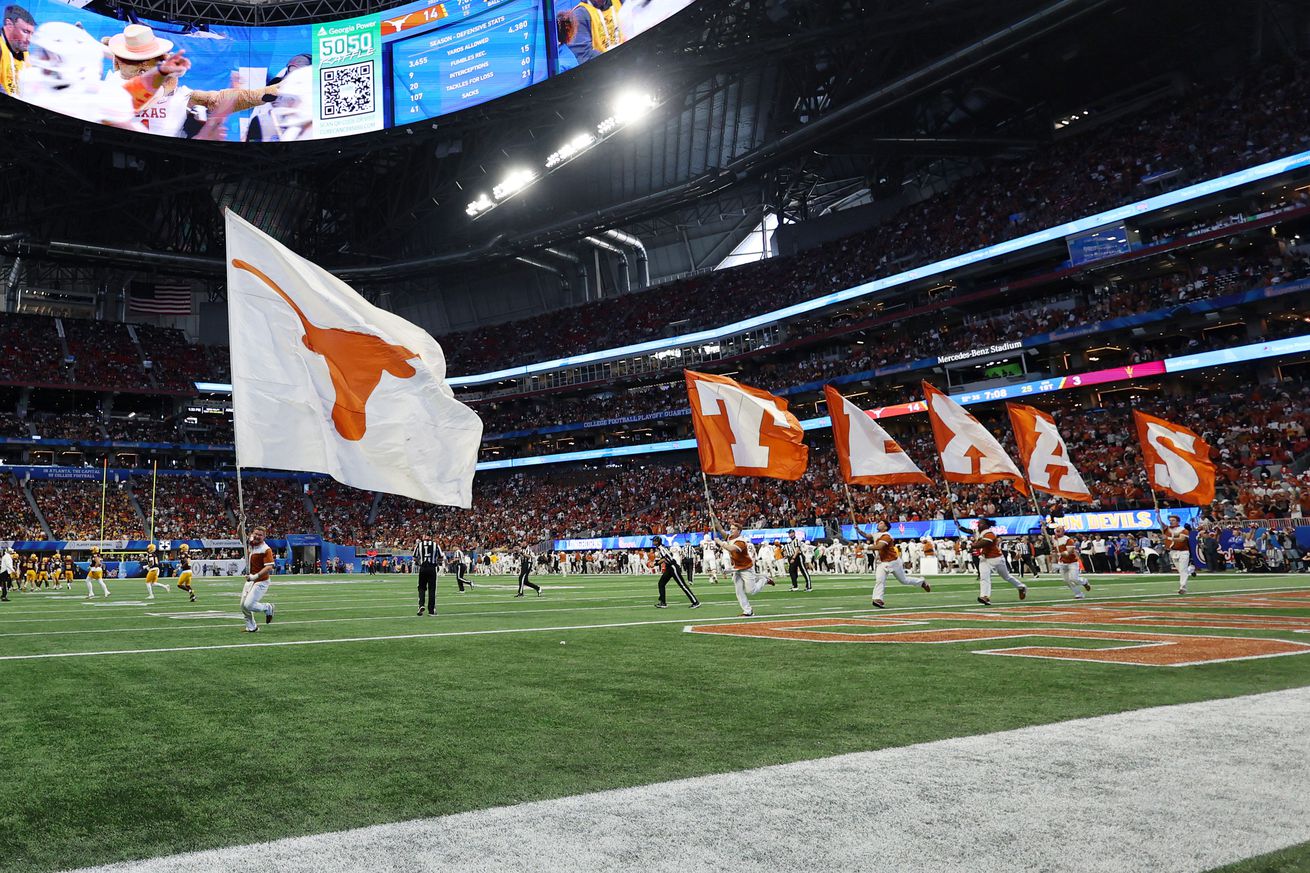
[2,569,1309,872]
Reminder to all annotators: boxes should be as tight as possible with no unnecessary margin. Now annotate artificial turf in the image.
[1,570,1308,872]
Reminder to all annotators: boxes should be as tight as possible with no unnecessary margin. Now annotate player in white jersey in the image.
[702,541,721,583]
[937,538,955,573]
[1163,515,1194,595]
[18,23,136,128]
[1051,526,1092,599]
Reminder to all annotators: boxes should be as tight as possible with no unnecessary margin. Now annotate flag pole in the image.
[1021,475,1057,571]
[98,456,108,545]
[234,464,250,567]
[148,459,159,543]
[842,482,863,538]
[700,471,721,534]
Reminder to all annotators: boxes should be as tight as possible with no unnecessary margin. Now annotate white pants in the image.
[874,559,924,601]
[1170,550,1192,591]
[979,556,1024,599]
[1058,562,1085,598]
[241,580,272,630]
[920,556,939,576]
[732,568,770,615]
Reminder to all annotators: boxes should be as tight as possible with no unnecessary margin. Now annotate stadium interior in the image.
[3,0,1310,870]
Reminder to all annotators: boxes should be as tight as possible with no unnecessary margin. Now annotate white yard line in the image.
[64,686,1310,873]
[0,574,1288,622]
[3,584,1306,660]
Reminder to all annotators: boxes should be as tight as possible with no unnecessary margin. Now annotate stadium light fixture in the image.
[465,194,494,217]
[468,90,661,218]
[492,168,537,201]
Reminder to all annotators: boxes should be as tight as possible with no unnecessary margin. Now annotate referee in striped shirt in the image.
[414,536,441,616]
[785,530,813,592]
[653,536,699,609]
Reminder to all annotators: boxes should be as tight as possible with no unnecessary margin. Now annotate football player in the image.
[176,543,196,602]
[143,543,169,600]
[86,548,110,598]
[17,22,135,128]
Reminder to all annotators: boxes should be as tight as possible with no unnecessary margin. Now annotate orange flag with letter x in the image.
[1006,402,1092,501]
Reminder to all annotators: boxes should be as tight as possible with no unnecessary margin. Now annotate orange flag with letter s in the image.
[922,380,1028,494]
[685,370,808,480]
[1132,410,1216,505]
[1005,402,1092,501]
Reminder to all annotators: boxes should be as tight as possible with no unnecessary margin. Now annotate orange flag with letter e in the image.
[922,380,1028,494]
[686,370,808,480]
[225,210,482,508]
[825,385,930,486]
[1132,410,1216,505]
[1005,402,1092,501]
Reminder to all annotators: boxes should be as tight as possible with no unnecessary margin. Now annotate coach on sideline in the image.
[414,534,441,616]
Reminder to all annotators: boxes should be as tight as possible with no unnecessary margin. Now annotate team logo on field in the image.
[688,593,1310,667]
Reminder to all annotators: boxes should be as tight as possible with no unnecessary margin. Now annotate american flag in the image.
[128,281,192,315]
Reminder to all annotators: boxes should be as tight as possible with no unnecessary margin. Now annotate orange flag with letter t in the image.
[1005,402,1092,501]
[225,210,482,508]
[686,370,808,480]
[1132,410,1216,505]
[825,385,930,486]
[922,380,1028,494]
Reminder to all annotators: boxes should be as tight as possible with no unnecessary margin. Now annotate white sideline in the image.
[65,687,1310,873]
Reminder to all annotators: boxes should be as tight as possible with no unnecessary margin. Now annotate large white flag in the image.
[225,211,482,507]
[824,385,930,485]
[921,380,1027,494]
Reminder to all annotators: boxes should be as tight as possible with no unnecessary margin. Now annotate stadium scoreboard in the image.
[390,0,546,122]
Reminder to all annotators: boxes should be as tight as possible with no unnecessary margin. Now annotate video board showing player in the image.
[0,0,697,141]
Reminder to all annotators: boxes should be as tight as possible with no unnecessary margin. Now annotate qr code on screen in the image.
[320,62,374,119]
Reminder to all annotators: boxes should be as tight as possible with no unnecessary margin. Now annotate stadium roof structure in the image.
[0,0,1304,306]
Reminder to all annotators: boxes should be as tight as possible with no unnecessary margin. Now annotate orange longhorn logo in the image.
[232,259,418,441]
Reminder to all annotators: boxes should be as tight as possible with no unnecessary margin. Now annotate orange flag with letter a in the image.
[825,385,931,486]
[922,381,1028,494]
[1132,410,1216,505]
[1005,403,1092,501]
[685,370,808,480]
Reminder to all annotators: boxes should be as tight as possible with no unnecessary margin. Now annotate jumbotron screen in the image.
[0,0,694,140]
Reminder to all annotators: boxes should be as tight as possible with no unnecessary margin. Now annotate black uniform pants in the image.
[658,561,698,605]
[0,570,9,599]
[418,563,437,612]
[452,561,471,591]
[788,555,812,590]
[518,568,540,594]
[681,556,694,584]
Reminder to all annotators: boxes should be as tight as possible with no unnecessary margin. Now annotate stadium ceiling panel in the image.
[0,0,1298,289]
